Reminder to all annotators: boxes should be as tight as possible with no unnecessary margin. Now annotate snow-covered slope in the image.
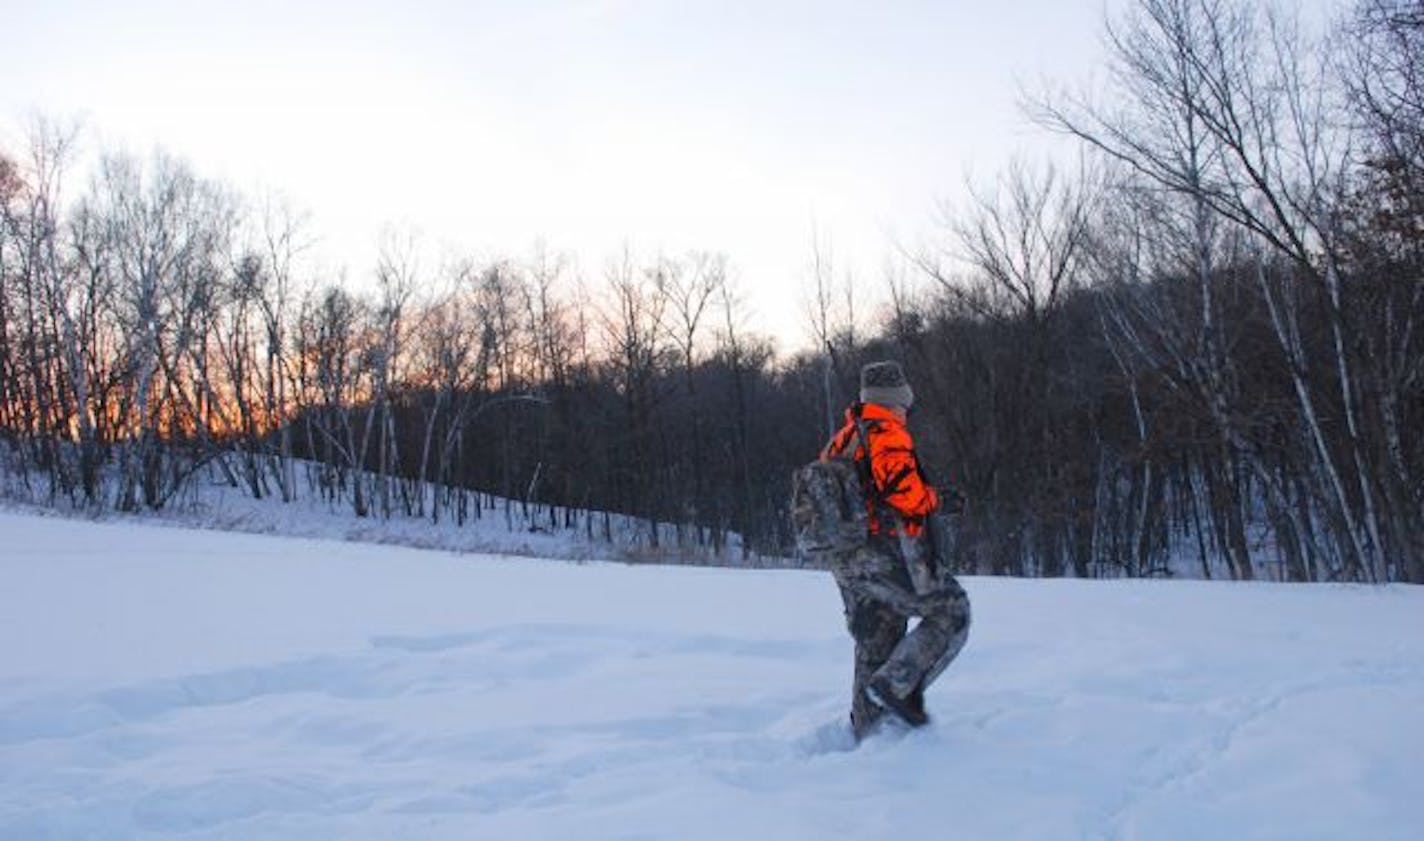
[0,464,750,566]
[2,510,1421,840]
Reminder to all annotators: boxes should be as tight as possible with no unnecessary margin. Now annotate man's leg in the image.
[850,597,905,738]
[834,540,963,733]
[837,577,906,739]
[869,575,971,704]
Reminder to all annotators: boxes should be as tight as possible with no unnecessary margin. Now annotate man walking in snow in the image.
[821,361,971,739]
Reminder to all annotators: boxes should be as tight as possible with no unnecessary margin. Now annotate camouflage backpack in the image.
[790,454,870,566]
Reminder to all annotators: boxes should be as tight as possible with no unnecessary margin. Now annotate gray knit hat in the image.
[860,360,914,410]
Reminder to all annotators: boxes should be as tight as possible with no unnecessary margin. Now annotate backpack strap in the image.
[848,405,900,531]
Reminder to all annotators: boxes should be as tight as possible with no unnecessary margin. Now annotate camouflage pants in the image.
[833,535,971,738]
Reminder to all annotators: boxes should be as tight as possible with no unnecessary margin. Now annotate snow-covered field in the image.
[2,510,1421,840]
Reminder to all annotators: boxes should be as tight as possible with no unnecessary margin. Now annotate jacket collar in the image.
[849,401,904,425]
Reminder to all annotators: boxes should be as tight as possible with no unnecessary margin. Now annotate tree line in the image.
[0,132,800,559]
[2,0,1419,580]
[895,0,1422,582]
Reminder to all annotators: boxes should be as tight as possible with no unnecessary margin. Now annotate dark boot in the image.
[867,674,929,727]
[904,685,929,725]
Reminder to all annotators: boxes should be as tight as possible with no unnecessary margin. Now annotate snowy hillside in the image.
[2,510,1421,840]
[0,463,760,567]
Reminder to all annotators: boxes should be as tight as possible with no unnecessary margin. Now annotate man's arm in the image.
[868,427,939,521]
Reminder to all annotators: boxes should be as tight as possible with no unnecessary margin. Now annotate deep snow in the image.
[2,509,1421,840]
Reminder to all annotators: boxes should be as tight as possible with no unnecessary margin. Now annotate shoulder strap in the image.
[848,407,889,509]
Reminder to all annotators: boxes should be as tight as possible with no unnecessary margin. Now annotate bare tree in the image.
[82,150,237,509]
[301,282,365,509]
[600,249,670,541]
[367,229,419,517]
[713,270,760,558]
[4,118,92,501]
[918,159,1100,576]
[252,195,311,501]
[409,258,481,521]
[805,224,861,437]
[663,251,726,545]
[1033,0,1399,580]
[1337,0,1424,581]
[948,159,1097,323]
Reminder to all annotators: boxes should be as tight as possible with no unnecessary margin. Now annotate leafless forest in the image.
[2,0,1419,580]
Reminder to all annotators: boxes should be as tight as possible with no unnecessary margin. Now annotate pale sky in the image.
[4,0,1113,348]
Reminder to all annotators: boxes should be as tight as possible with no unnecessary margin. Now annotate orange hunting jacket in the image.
[820,402,939,537]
